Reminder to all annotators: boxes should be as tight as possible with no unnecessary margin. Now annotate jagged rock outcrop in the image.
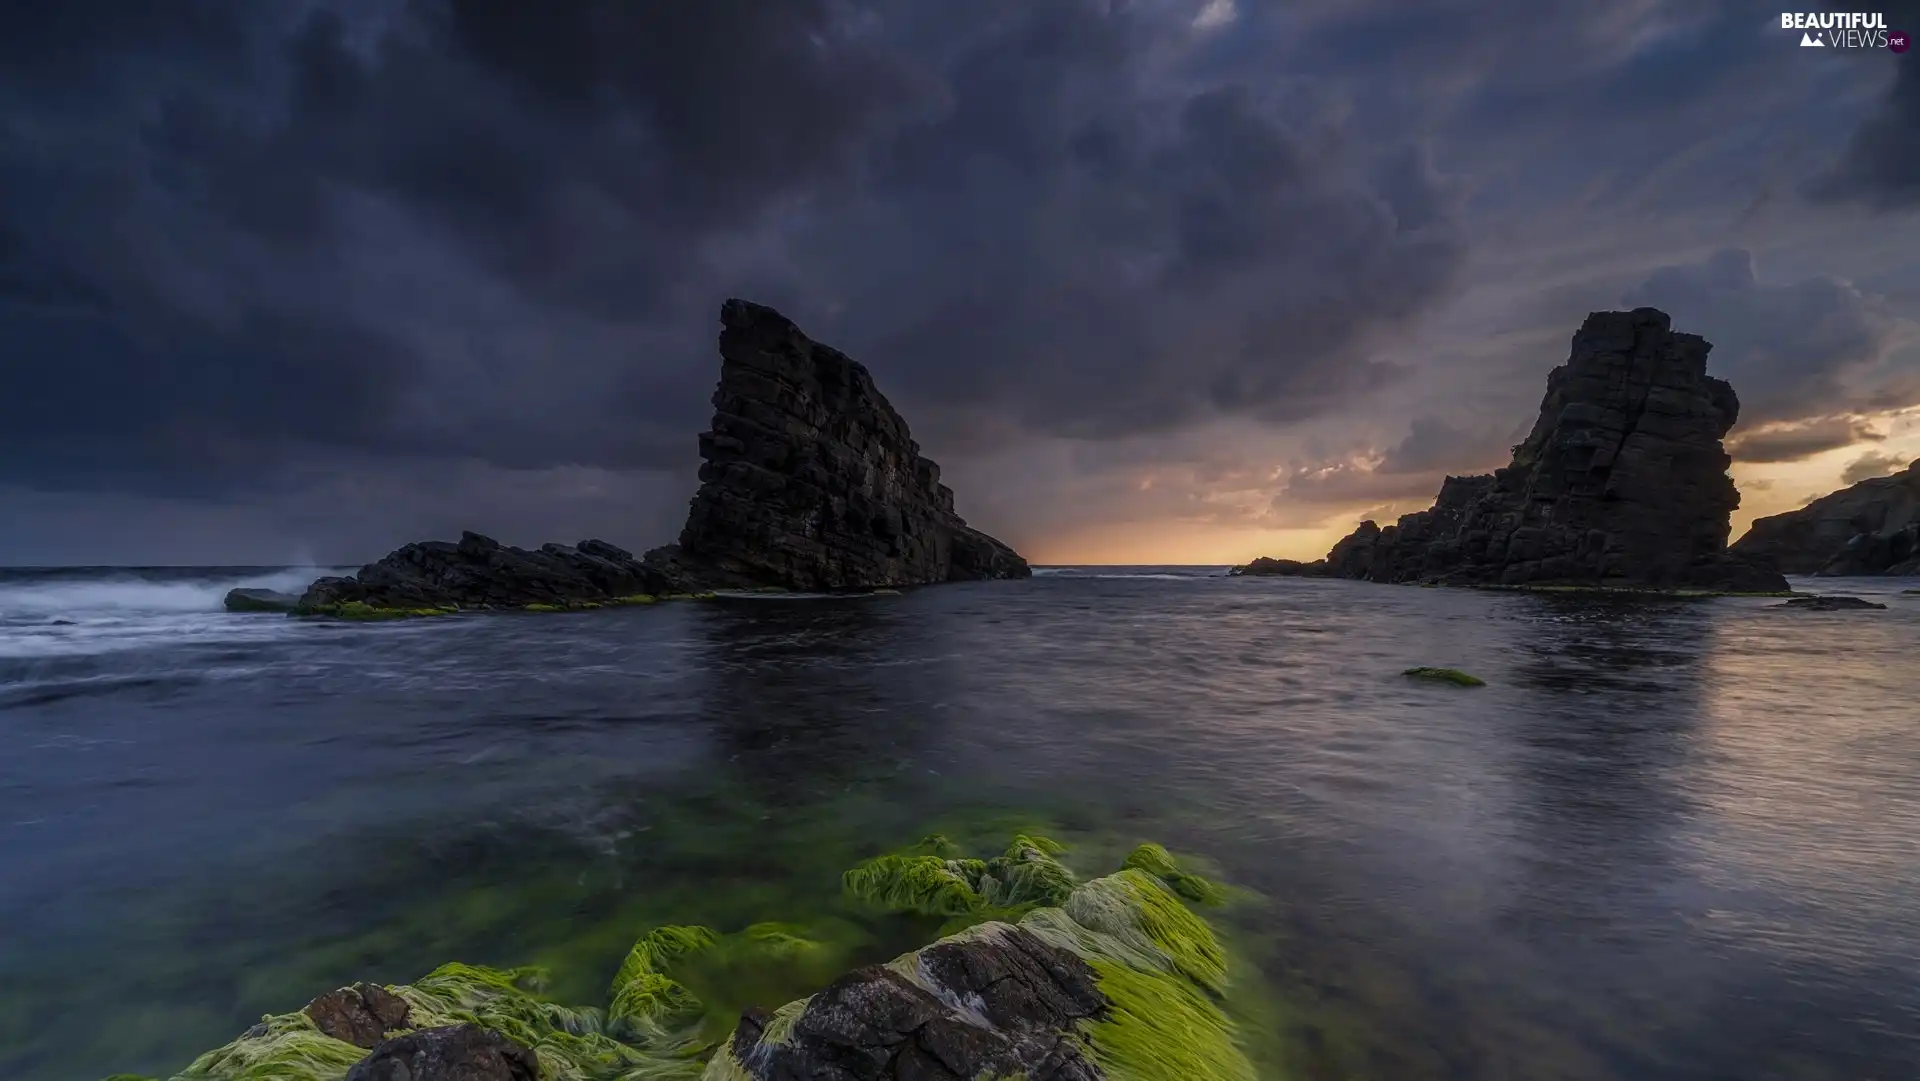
[290,534,674,613]
[1295,309,1788,592]
[1730,459,1920,575]
[642,299,1028,591]
[280,300,1026,614]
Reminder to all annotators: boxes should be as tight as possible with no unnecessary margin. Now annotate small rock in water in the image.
[304,982,411,1048]
[1771,595,1887,611]
[224,587,301,613]
[345,1024,537,1081]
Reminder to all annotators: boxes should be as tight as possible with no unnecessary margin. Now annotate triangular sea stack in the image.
[641,299,1029,591]
[275,300,1026,614]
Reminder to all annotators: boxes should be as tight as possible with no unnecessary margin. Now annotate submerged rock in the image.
[644,299,1029,591]
[1771,595,1888,611]
[284,300,1027,614]
[1731,458,1920,576]
[1250,310,1789,593]
[223,588,301,613]
[345,1025,537,1081]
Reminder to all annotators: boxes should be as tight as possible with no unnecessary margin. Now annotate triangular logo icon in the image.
[1800,31,1824,46]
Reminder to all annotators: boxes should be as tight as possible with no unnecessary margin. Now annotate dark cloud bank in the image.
[0,0,1913,562]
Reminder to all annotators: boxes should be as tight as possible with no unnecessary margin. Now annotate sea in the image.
[2,565,1918,1080]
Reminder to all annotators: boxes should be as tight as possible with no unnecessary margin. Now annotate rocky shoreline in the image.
[1731,457,1920,576]
[1234,309,1792,594]
[230,300,1028,618]
[103,836,1255,1081]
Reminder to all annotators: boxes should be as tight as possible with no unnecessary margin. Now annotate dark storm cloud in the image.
[0,0,1472,507]
[1621,249,1907,433]
[1375,417,1518,476]
[1808,0,1920,208]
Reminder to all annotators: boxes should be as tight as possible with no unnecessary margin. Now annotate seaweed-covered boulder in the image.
[296,534,671,614]
[129,836,1251,1081]
[1771,595,1887,611]
[714,840,1253,1081]
[345,1025,538,1081]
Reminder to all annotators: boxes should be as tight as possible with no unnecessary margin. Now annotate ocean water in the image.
[3,565,1919,1080]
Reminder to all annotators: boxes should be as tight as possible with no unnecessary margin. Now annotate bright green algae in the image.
[1402,666,1486,687]
[132,835,1263,1081]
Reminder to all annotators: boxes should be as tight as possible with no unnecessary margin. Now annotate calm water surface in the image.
[2,566,1918,1080]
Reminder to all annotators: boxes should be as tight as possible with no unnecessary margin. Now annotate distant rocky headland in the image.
[1234,308,1791,594]
[229,300,1029,616]
[1730,457,1920,576]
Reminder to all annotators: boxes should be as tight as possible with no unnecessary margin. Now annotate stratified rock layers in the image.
[648,299,1028,591]
[288,299,1027,612]
[1730,459,1920,575]
[1316,308,1788,592]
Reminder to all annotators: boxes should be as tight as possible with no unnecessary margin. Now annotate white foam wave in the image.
[0,568,328,620]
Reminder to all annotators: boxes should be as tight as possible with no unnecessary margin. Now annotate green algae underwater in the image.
[75,816,1287,1081]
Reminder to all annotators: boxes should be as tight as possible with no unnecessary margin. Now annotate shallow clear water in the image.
[3,566,1919,1080]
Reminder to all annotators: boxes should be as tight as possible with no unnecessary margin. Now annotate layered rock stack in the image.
[263,300,1028,614]
[1241,308,1789,592]
[1731,458,1920,575]
[641,299,1029,591]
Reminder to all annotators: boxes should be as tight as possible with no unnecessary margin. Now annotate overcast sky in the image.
[3,0,1918,565]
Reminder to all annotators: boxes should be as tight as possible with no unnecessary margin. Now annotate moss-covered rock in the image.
[125,835,1253,1081]
[721,838,1252,1081]
[1402,666,1485,687]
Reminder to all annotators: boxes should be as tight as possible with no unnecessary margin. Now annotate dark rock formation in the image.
[643,299,1029,591]
[1307,309,1788,592]
[345,1025,538,1081]
[224,587,301,613]
[723,924,1107,1081]
[1771,595,1888,611]
[296,533,669,612]
[1227,556,1326,577]
[304,983,411,1048]
[290,300,1027,612]
[1730,459,1920,576]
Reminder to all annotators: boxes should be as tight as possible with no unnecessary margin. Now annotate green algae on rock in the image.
[122,835,1253,1081]
[1402,666,1486,687]
[717,837,1253,1081]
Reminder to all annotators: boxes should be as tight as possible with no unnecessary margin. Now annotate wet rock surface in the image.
[1731,459,1920,576]
[723,925,1107,1081]
[344,1025,538,1081]
[303,983,412,1049]
[1292,309,1788,592]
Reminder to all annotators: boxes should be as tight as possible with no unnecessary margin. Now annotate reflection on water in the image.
[2,568,1919,1079]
